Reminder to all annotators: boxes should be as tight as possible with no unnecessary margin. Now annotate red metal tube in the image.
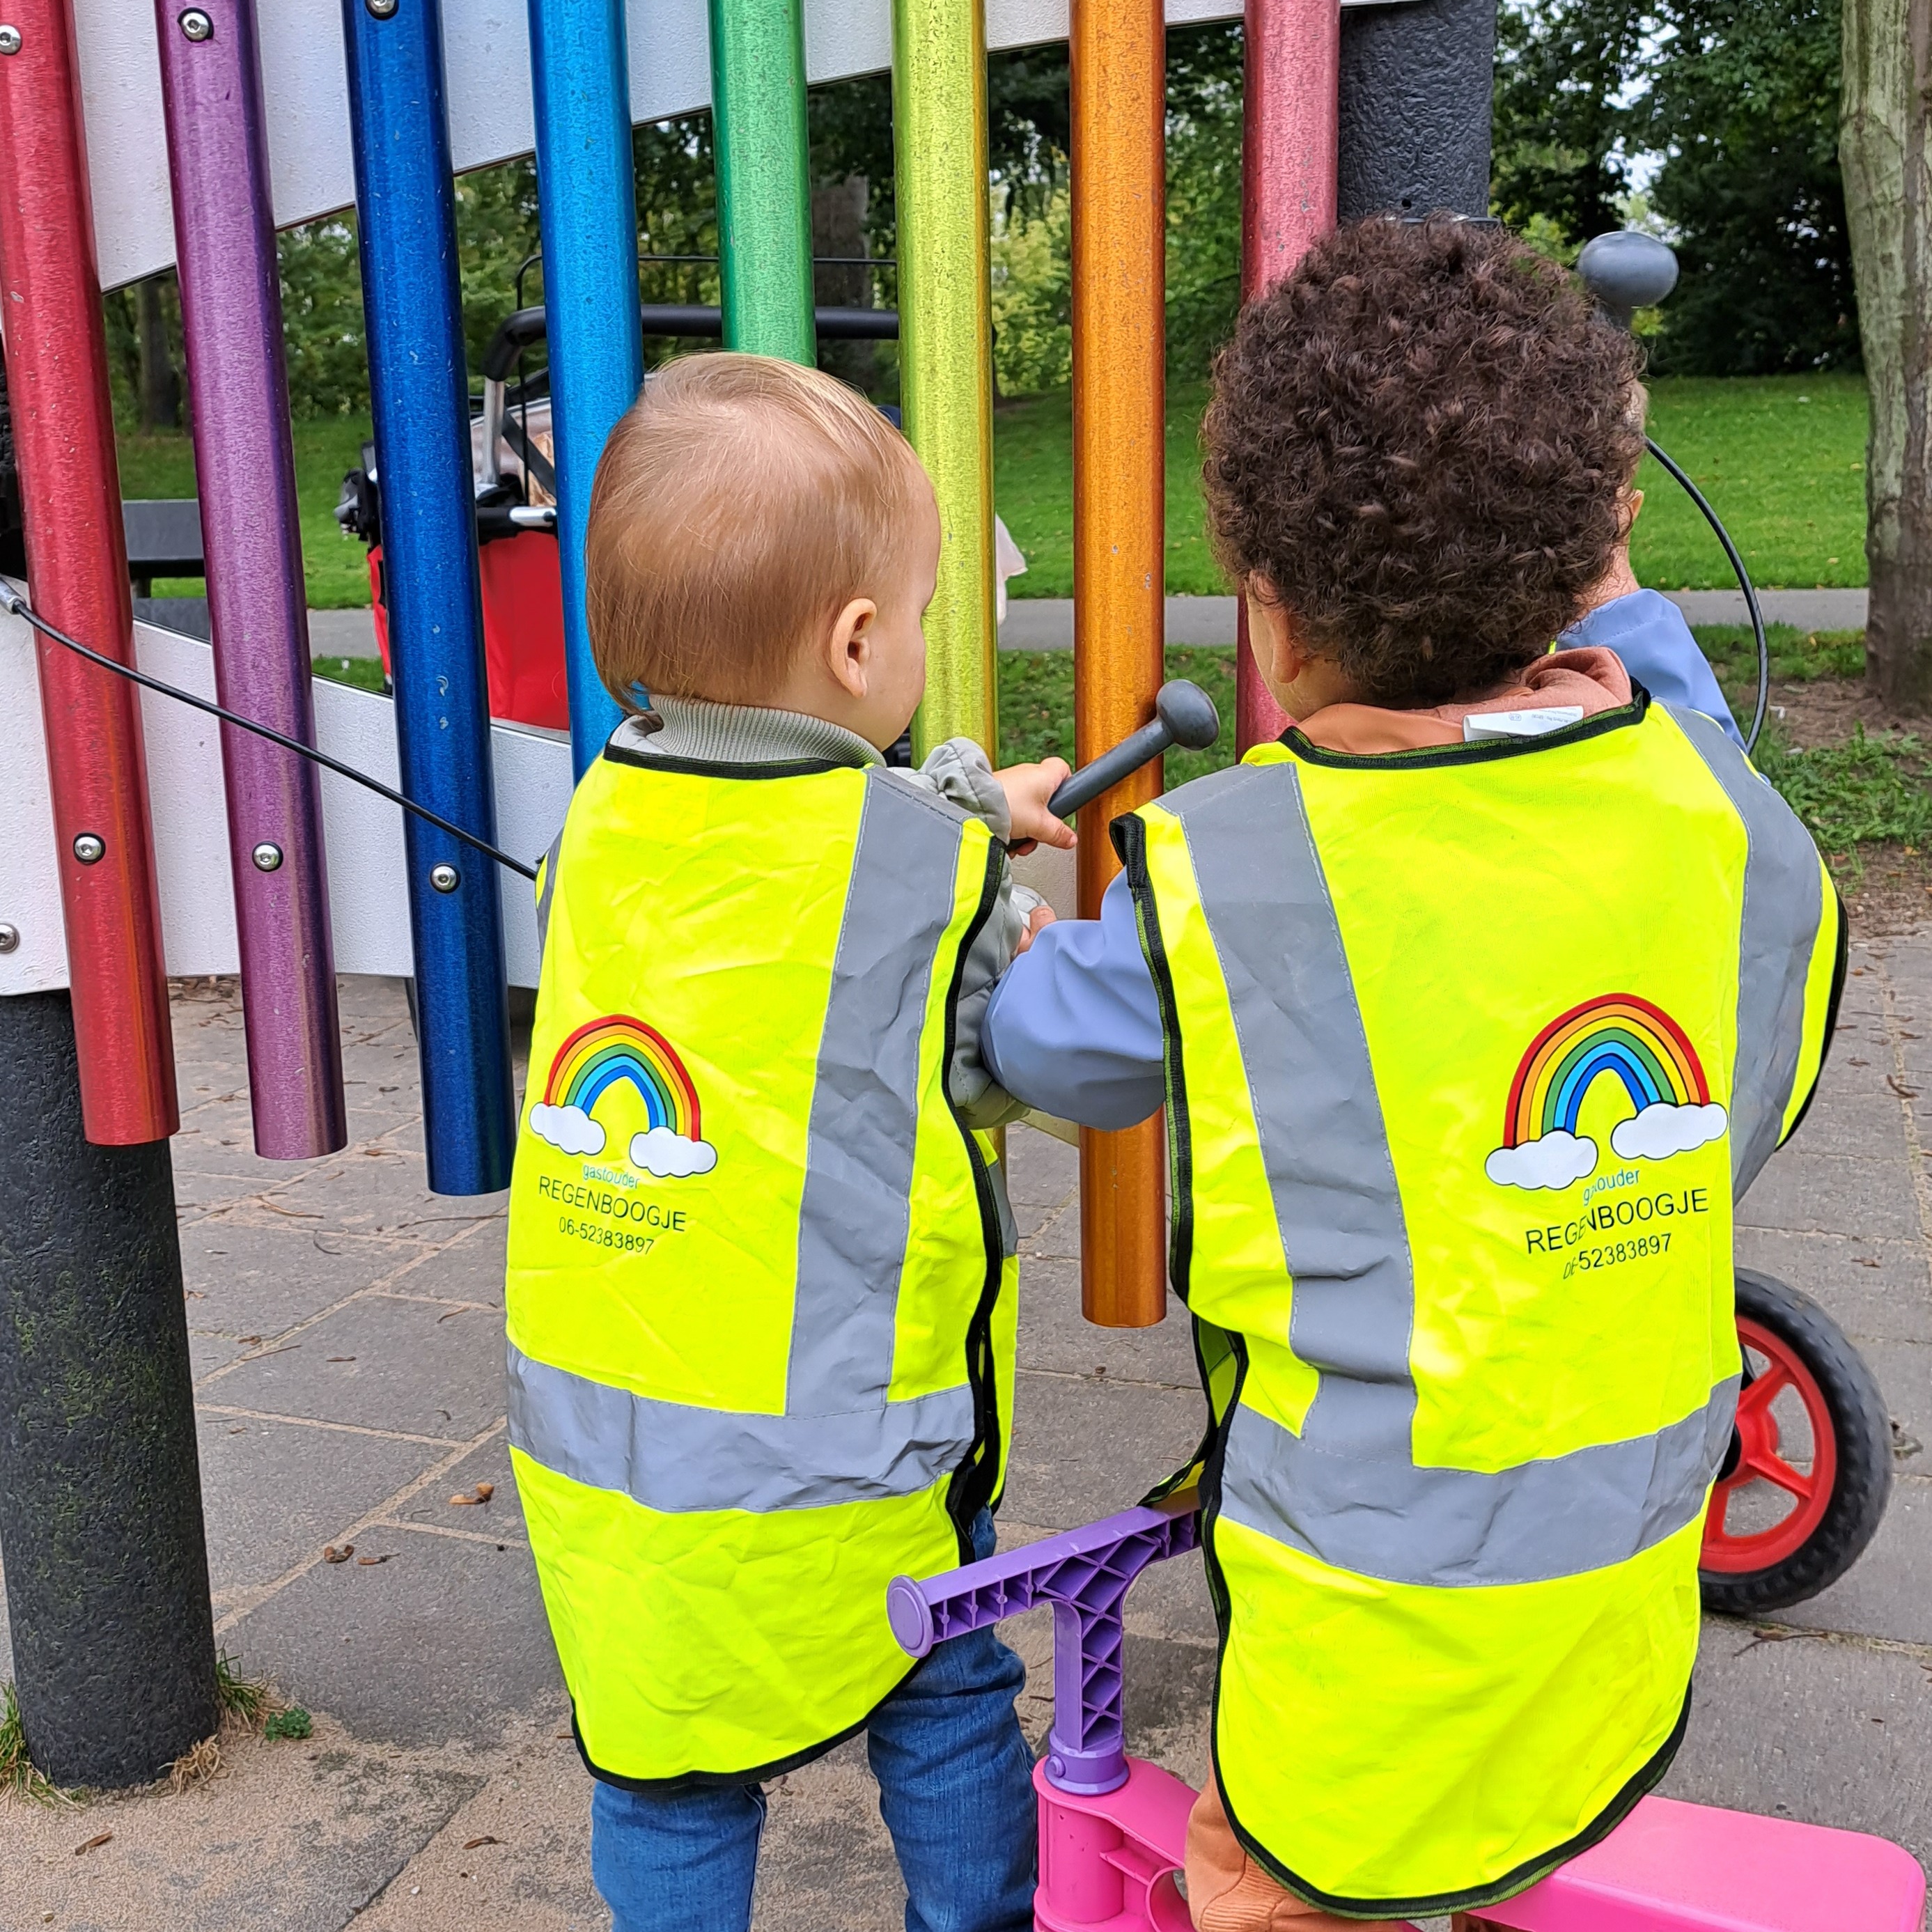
[1234,0,1339,754]
[0,0,179,1144]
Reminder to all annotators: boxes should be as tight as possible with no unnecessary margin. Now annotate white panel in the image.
[73,0,1244,291]
[0,599,574,992]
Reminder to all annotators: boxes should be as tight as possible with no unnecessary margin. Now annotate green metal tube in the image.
[708,0,816,363]
[894,0,999,756]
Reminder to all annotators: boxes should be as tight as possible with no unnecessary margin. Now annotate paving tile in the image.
[196,1410,444,1604]
[1665,1621,1932,1873]
[1005,1370,1208,1532]
[180,1219,423,1337]
[1786,1084,1913,1160]
[1738,1149,1924,1242]
[383,1217,510,1307]
[1022,1199,1082,1263]
[1004,1122,1081,1208]
[1017,1255,1199,1388]
[1763,1477,1932,1648]
[1855,1337,1932,1476]
[757,1736,903,1932]
[1735,1229,1932,1343]
[202,1293,508,1440]
[264,1141,508,1240]
[391,1435,527,1543]
[225,1526,561,1750]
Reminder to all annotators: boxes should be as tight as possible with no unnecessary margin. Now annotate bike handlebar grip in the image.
[1047,678,1222,820]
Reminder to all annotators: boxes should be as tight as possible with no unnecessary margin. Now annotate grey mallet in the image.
[1047,678,1222,821]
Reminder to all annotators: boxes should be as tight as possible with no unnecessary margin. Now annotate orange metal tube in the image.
[1071,0,1167,1329]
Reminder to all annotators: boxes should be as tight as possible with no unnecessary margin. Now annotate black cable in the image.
[3,588,540,882]
[1645,436,1770,753]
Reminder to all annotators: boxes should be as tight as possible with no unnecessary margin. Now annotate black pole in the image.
[0,990,219,1786]
[1337,0,1499,224]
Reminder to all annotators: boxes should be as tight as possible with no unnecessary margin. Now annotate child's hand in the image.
[1015,903,1057,956]
[997,760,1078,855]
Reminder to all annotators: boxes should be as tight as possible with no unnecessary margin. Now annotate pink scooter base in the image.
[1034,1756,1197,1932]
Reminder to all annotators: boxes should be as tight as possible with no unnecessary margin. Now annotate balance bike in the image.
[890,1493,1924,1932]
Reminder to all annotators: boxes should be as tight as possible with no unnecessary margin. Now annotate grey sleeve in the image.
[892,737,1013,841]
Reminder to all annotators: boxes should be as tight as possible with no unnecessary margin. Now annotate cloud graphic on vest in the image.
[1485,1130,1598,1192]
[529,1103,605,1158]
[1488,994,1724,1192]
[629,1126,719,1177]
[1610,1101,1729,1162]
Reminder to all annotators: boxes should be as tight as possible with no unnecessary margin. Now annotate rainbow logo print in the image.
[527,1015,719,1178]
[1485,994,1726,1192]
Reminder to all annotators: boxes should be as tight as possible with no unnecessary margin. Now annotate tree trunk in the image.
[135,274,181,432]
[1844,0,1932,708]
[811,173,877,393]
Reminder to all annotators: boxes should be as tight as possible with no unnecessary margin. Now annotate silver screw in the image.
[429,862,460,894]
[251,841,283,873]
[178,8,212,39]
[365,0,398,15]
[0,923,19,954]
[0,26,22,54]
[72,833,105,865]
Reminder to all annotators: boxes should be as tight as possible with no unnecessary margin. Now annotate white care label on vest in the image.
[1482,993,1726,1277]
[522,1013,716,1253]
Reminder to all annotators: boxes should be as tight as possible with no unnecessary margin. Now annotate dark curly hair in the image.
[1202,217,1644,707]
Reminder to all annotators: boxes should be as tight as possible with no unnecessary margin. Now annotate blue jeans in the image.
[591,1510,1036,1932]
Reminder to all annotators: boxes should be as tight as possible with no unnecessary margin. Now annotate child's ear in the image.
[826,597,879,699]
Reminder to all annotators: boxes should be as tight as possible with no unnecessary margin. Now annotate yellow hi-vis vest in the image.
[506,741,1019,1786]
[1116,696,1842,1919]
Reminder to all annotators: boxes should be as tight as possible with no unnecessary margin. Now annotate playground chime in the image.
[0,0,1342,1323]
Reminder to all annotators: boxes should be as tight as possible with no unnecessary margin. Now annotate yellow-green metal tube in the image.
[708,0,816,362]
[894,0,999,757]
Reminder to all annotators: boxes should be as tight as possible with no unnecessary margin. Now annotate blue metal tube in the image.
[341,0,515,1196]
[527,0,639,774]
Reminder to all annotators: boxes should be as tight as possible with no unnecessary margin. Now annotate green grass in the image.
[0,1681,81,1807]
[312,653,389,693]
[115,416,374,609]
[999,644,1238,787]
[992,372,1869,600]
[1756,729,1932,858]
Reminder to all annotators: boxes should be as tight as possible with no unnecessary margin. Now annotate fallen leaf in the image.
[327,1356,357,1364]
[324,1544,355,1564]
[1855,1256,1881,1268]
[259,1199,323,1220]
[237,1335,262,1347]
[449,1482,494,1506]
[356,1553,395,1566]
[464,1835,500,1851]
[74,1832,112,1855]
[475,1481,494,1501]
[1849,1058,1869,1066]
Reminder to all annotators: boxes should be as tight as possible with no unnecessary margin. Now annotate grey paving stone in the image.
[196,1410,444,1605]
[203,1293,508,1440]
[1665,1621,1932,1871]
[227,1525,561,1750]
[180,1219,424,1337]
[1763,1478,1932,1648]
[1738,1149,1924,1241]
[756,1736,902,1932]
[391,1435,527,1543]
[1004,1122,1080,1208]
[265,1142,508,1240]
[1856,1337,1932,1475]
[190,1327,264,1380]
[1022,1199,1082,1263]
[1735,1229,1932,1343]
[1004,1369,1208,1532]
[1786,1084,1913,1160]
[1018,1255,1199,1388]
[384,1217,510,1307]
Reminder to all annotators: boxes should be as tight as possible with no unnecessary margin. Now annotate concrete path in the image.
[1,946,1927,1929]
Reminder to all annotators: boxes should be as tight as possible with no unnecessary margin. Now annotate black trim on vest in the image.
[601,740,852,781]
[1210,1672,1692,1920]
[568,1683,894,1793]
[1278,684,1651,771]
[941,835,1018,1553]
[1779,880,1850,1148]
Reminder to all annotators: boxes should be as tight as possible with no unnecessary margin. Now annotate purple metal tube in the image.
[154,0,346,1158]
[888,1497,1199,1795]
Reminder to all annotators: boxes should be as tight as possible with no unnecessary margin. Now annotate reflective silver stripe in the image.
[533,829,563,956]
[508,1343,974,1514]
[1665,706,1824,1194]
[788,774,967,1411]
[1164,763,1418,1463]
[1219,1377,1739,1587]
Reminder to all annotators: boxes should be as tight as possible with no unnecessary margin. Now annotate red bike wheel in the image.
[1701,1314,1837,1573]
[1699,1270,1891,1614]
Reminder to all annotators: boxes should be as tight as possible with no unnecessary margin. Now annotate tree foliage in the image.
[1493,0,1859,375]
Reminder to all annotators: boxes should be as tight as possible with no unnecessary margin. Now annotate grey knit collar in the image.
[609,695,882,770]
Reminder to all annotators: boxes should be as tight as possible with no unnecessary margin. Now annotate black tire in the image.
[1699,1268,1892,1616]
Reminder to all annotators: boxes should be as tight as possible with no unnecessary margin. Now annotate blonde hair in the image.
[585,352,930,706]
